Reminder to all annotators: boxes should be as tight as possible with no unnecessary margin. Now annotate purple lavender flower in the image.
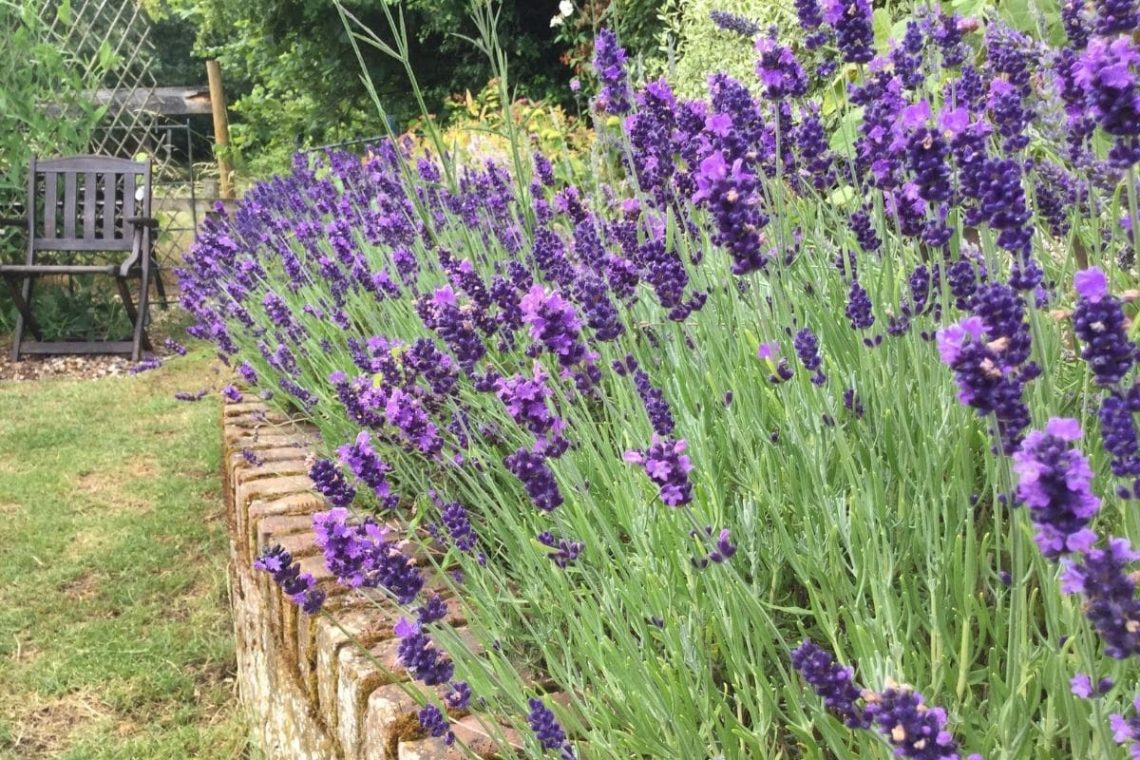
[845,279,875,331]
[520,285,589,370]
[238,361,258,386]
[337,432,399,509]
[864,684,976,760]
[932,12,968,67]
[417,704,453,744]
[163,337,187,356]
[1074,37,1140,167]
[616,355,676,436]
[1011,418,1101,558]
[758,341,795,384]
[309,458,357,510]
[756,37,808,100]
[129,357,162,374]
[505,448,564,511]
[710,10,761,37]
[825,0,875,64]
[313,508,423,602]
[1109,697,1140,757]
[1070,673,1113,698]
[691,526,737,568]
[592,29,632,115]
[394,618,455,685]
[936,314,1033,452]
[433,501,478,555]
[222,384,243,403]
[849,209,881,253]
[537,532,585,568]
[891,22,926,89]
[384,388,443,457]
[796,0,824,30]
[416,593,448,626]
[693,151,770,275]
[1062,0,1092,49]
[1061,537,1140,658]
[253,545,325,614]
[174,389,208,402]
[528,698,575,758]
[899,103,953,204]
[1098,393,1140,482]
[1073,267,1135,387]
[446,681,472,710]
[791,640,870,728]
[795,106,836,189]
[496,365,560,437]
[624,437,694,507]
[794,328,827,384]
[1095,0,1139,35]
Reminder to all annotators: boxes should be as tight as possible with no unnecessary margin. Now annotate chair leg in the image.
[130,270,152,362]
[117,277,138,327]
[5,274,41,361]
[151,256,168,309]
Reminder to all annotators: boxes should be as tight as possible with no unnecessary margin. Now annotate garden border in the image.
[221,400,527,760]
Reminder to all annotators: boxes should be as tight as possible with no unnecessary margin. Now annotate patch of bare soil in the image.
[2,691,111,759]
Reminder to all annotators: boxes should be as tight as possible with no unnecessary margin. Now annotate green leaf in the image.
[872,7,893,51]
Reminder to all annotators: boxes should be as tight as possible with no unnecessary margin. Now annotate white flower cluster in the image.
[550,0,574,27]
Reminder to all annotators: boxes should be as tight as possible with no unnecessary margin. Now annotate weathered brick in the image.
[257,513,317,553]
[314,605,396,722]
[362,683,419,760]
[245,491,325,563]
[452,715,524,758]
[233,455,310,482]
[336,643,394,759]
[396,737,450,760]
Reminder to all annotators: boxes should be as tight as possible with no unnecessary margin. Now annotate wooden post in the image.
[205,59,234,199]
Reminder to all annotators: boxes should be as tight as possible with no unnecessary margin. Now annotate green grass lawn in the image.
[0,349,250,759]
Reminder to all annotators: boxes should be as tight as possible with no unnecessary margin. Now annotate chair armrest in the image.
[125,216,159,229]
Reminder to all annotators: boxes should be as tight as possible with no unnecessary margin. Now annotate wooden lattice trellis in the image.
[41,0,162,161]
[38,0,207,300]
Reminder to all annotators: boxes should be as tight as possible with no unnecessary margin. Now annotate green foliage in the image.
[658,0,787,99]
[149,0,578,178]
[0,0,110,211]
[551,0,668,79]
[660,0,1067,100]
[0,277,134,342]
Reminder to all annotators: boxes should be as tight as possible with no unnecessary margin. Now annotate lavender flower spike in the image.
[592,29,632,115]
[253,545,325,614]
[527,698,576,758]
[1011,418,1101,558]
[1073,267,1135,387]
[791,640,869,728]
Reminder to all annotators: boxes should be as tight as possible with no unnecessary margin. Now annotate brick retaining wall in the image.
[221,401,526,760]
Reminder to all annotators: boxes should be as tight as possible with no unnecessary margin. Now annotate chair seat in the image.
[0,264,119,275]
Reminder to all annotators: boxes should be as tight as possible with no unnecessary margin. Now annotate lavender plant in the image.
[180,2,1140,756]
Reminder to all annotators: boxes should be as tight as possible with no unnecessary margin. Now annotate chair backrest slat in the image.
[123,172,136,225]
[43,172,57,239]
[62,172,77,239]
[83,172,97,239]
[102,172,116,240]
[29,156,150,253]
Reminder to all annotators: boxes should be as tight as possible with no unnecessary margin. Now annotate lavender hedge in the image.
[180,4,1140,757]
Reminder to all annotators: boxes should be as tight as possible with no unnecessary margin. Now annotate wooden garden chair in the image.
[0,156,158,361]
